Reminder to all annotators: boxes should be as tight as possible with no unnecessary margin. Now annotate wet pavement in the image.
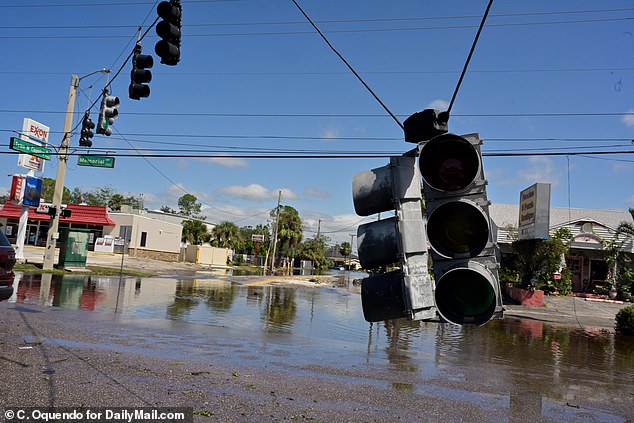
[1,272,633,422]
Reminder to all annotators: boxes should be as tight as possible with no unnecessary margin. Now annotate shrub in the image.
[615,305,634,336]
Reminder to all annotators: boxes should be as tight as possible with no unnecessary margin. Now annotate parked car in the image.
[0,230,16,301]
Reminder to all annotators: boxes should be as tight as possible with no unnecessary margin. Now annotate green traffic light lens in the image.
[435,267,496,325]
[420,134,479,192]
[427,201,489,258]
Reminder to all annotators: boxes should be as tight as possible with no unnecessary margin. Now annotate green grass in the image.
[14,262,156,277]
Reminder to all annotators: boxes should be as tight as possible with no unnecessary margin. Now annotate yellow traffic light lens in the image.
[420,134,479,192]
[427,201,489,258]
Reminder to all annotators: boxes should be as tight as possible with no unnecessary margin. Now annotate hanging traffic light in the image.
[129,43,154,100]
[96,89,119,136]
[415,127,504,325]
[352,154,436,322]
[155,0,182,66]
[79,111,95,147]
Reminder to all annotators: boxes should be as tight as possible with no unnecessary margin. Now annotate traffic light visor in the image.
[427,200,489,258]
[420,134,479,192]
[435,265,496,325]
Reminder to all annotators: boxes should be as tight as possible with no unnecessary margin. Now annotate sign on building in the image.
[518,183,551,240]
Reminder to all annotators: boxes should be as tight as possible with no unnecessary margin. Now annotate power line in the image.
[447,0,494,115]
[290,0,403,130]
[1,66,633,76]
[2,109,632,118]
[6,7,633,28]
[3,17,632,39]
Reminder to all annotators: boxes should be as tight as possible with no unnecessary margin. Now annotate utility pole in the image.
[42,74,79,270]
[42,69,109,270]
[269,190,282,275]
[316,219,321,238]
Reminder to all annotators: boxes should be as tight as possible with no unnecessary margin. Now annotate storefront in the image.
[0,202,116,250]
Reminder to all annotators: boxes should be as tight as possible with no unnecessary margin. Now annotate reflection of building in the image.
[491,204,634,293]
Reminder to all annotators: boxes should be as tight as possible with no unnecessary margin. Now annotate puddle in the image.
[7,272,634,422]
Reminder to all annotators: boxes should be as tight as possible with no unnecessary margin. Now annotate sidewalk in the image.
[504,296,630,331]
[19,245,201,275]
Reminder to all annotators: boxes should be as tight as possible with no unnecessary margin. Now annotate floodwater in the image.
[7,272,634,422]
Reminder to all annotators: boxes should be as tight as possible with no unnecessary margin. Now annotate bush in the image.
[615,305,634,336]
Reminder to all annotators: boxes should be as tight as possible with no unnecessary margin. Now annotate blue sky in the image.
[1,0,633,246]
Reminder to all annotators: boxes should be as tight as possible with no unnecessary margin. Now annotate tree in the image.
[178,194,203,218]
[41,177,71,203]
[274,205,303,259]
[211,221,241,248]
[510,229,572,294]
[160,205,177,214]
[339,242,352,258]
[236,224,270,255]
[300,235,331,272]
[181,219,209,244]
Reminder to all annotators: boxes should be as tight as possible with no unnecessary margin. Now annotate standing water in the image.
[7,272,634,422]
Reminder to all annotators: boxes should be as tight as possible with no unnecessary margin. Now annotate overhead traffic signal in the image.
[411,118,504,325]
[79,111,95,147]
[352,154,436,322]
[155,0,182,66]
[129,43,154,100]
[96,89,119,136]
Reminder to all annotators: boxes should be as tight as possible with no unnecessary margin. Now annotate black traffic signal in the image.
[352,154,436,322]
[155,0,182,66]
[60,208,72,218]
[79,111,95,147]
[129,43,154,100]
[417,131,504,325]
[96,89,120,136]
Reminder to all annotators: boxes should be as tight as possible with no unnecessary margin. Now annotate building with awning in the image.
[0,201,116,249]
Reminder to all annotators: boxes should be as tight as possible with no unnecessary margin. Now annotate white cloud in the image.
[200,156,248,168]
[218,184,297,201]
[321,127,341,140]
[627,195,634,208]
[518,156,560,187]
[623,109,634,127]
[304,186,329,198]
[427,99,449,111]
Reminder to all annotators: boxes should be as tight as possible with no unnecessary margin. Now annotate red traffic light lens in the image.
[419,134,479,192]
[435,266,496,325]
[427,200,489,258]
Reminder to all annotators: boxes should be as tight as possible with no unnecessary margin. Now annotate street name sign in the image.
[77,155,115,168]
[10,137,51,160]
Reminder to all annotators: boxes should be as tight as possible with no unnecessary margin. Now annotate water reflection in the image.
[8,272,634,421]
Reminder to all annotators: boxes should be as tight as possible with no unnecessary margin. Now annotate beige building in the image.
[107,212,183,261]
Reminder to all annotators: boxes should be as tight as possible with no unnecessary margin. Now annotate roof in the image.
[490,203,634,231]
[0,202,116,226]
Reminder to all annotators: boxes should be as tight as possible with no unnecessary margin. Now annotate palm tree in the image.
[616,222,634,238]
[211,221,241,248]
[182,219,209,244]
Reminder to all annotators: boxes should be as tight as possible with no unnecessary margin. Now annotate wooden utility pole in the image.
[267,190,282,274]
[42,75,79,270]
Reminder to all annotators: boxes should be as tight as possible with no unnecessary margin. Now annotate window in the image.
[140,231,147,247]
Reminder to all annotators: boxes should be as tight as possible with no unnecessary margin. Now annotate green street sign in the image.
[77,155,115,168]
[9,136,52,160]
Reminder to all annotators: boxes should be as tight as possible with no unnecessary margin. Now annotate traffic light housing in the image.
[79,111,95,147]
[353,154,436,322]
[155,0,182,66]
[96,89,119,136]
[129,43,154,100]
[418,132,504,325]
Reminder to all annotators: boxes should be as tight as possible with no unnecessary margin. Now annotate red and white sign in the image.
[9,175,25,205]
[17,118,50,172]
